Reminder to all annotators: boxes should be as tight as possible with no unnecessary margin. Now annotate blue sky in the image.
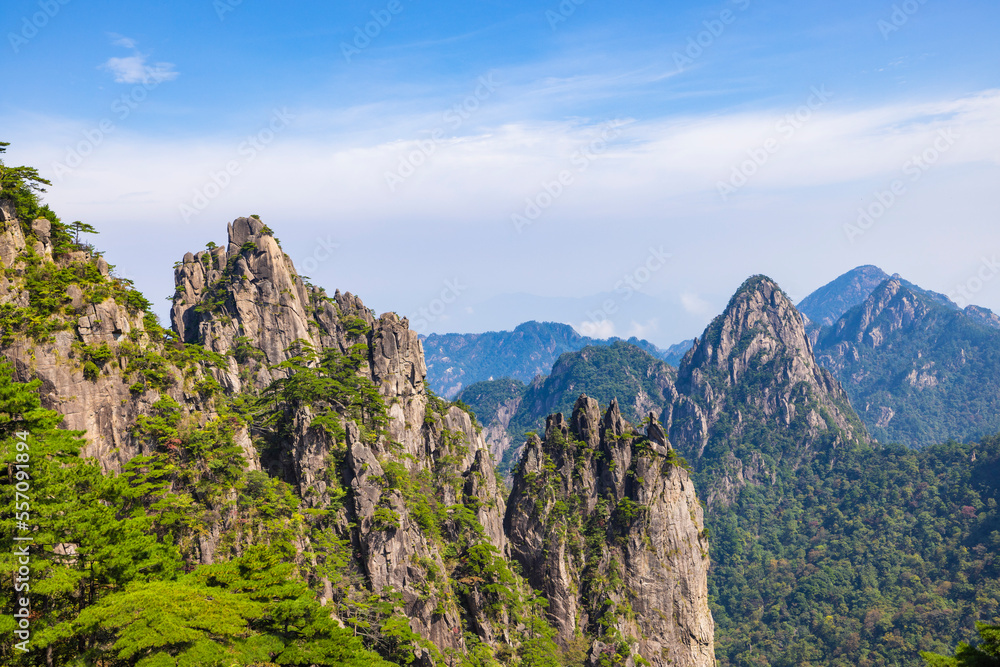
[3,0,999,346]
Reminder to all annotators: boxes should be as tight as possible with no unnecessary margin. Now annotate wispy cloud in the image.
[109,34,136,49]
[7,89,1000,344]
[101,37,178,85]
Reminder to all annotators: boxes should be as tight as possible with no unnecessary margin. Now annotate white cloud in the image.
[680,293,713,316]
[5,89,1000,344]
[625,319,660,340]
[103,55,179,84]
[109,34,136,49]
[576,320,617,338]
[101,37,178,85]
[13,89,1000,237]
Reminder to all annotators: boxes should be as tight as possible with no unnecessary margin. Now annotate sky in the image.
[2,0,999,347]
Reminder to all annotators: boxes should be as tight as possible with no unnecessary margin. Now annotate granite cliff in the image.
[0,206,716,665]
[506,396,715,667]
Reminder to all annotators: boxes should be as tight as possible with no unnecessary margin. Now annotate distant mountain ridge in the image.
[422,320,673,397]
[798,264,891,326]
[813,276,1000,446]
[451,270,1000,667]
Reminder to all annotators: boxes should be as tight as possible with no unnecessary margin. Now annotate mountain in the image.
[465,270,999,666]
[797,265,890,327]
[456,341,679,475]
[506,396,715,666]
[964,303,1000,330]
[422,321,670,397]
[663,338,695,366]
[814,276,1000,447]
[666,275,869,505]
[0,154,714,667]
[454,377,526,464]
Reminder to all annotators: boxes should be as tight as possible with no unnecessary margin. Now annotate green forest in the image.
[707,435,1000,666]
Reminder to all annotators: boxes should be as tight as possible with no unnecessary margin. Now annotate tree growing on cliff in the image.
[0,142,59,227]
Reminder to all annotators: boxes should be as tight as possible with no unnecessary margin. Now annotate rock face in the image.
[667,275,867,505]
[168,218,517,652]
[0,212,217,472]
[814,277,1000,446]
[506,395,715,667]
[1,209,719,664]
[171,217,332,390]
[483,395,522,464]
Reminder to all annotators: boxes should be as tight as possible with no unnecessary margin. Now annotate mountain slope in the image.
[798,265,891,327]
[447,270,1000,666]
[455,377,525,464]
[463,341,679,473]
[814,277,1000,446]
[667,275,868,505]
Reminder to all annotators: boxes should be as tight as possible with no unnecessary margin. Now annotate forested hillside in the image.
[458,273,1000,666]
[709,434,1000,666]
[814,278,1000,447]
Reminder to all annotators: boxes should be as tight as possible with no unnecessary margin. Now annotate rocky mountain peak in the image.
[678,275,817,392]
[797,264,890,327]
[667,275,867,504]
[569,393,602,447]
[824,277,935,348]
[506,395,715,666]
[171,217,318,364]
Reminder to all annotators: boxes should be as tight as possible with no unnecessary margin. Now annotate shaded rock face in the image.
[506,395,715,667]
[482,394,522,465]
[667,276,866,505]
